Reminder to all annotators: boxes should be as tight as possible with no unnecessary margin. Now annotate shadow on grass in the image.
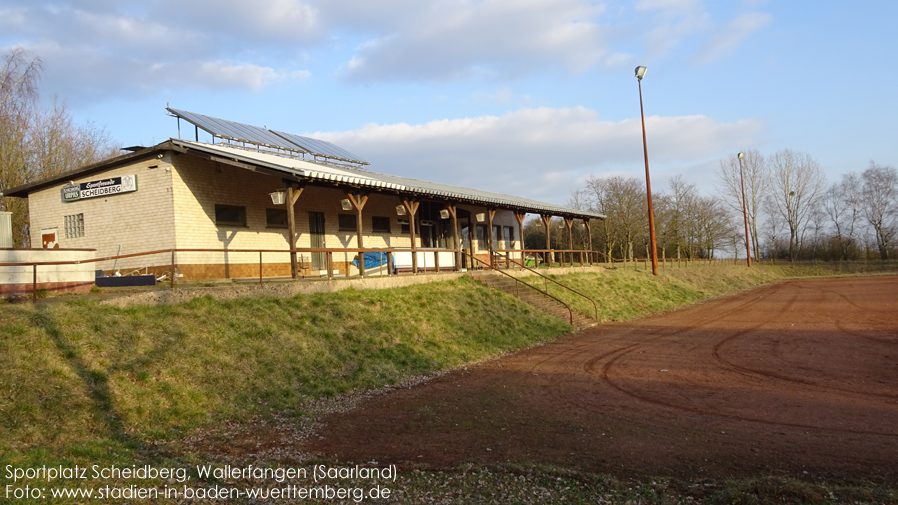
[30,309,142,453]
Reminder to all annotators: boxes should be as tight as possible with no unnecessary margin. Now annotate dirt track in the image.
[307,276,898,481]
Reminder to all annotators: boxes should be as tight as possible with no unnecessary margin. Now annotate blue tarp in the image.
[352,251,391,270]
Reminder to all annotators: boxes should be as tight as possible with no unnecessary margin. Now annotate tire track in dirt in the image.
[305,276,898,479]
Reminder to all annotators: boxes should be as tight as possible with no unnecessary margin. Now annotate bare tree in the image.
[768,149,827,262]
[821,172,861,260]
[1,49,117,246]
[0,49,42,246]
[668,176,701,259]
[860,162,898,260]
[716,149,767,261]
[0,48,43,108]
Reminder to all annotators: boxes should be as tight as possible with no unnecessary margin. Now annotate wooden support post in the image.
[170,250,175,289]
[584,219,592,265]
[402,199,420,274]
[468,215,475,269]
[326,252,334,279]
[486,209,496,269]
[285,182,305,280]
[564,217,574,267]
[514,212,526,267]
[540,214,553,266]
[445,205,460,272]
[346,192,369,277]
[259,251,263,286]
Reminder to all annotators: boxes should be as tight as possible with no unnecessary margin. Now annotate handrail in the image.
[1,246,467,302]
[502,253,598,321]
[463,251,574,326]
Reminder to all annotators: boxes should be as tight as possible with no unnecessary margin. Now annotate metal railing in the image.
[498,253,598,320]
[0,246,470,302]
[464,251,574,325]
[3,242,750,304]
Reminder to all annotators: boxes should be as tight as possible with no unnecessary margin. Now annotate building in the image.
[2,108,602,282]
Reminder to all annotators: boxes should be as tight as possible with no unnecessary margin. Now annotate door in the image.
[308,212,326,270]
[41,228,59,249]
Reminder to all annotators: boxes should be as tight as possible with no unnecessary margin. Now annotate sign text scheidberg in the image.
[63,175,137,202]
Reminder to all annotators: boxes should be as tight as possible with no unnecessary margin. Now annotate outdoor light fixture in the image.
[269,190,286,205]
[635,64,659,276]
[396,204,407,216]
[440,209,450,219]
[476,212,486,222]
[737,152,752,267]
[340,199,353,211]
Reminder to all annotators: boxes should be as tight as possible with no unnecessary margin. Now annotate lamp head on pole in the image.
[635,66,647,80]
[738,152,744,159]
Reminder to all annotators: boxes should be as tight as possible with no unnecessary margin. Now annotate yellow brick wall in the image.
[28,154,177,274]
[27,149,530,280]
[167,155,520,277]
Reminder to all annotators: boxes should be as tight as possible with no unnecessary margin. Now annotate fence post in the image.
[171,250,175,290]
[32,264,37,303]
[259,251,263,286]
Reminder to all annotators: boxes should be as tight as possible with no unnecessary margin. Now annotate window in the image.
[504,226,515,248]
[64,213,84,239]
[493,225,502,249]
[266,208,288,228]
[399,219,410,234]
[338,213,357,232]
[476,225,487,249]
[372,216,391,233]
[215,205,246,226]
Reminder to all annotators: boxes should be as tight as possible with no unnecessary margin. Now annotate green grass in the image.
[537,261,898,323]
[0,276,569,499]
[2,264,895,503]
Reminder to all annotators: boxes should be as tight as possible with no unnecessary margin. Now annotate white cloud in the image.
[1,0,773,105]
[635,0,702,14]
[0,0,320,98]
[24,41,307,99]
[692,12,771,65]
[337,0,610,82]
[313,106,764,204]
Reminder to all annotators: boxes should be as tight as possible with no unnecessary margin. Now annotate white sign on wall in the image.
[63,175,137,202]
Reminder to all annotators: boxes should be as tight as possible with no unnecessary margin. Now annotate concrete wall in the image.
[100,271,467,308]
[0,248,96,296]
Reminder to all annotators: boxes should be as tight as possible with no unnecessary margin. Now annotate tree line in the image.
[532,148,897,263]
[0,48,118,247]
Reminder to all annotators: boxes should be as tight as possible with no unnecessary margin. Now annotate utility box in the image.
[0,212,12,248]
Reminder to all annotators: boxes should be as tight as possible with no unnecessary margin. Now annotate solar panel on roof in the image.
[166,107,368,165]
[271,130,367,164]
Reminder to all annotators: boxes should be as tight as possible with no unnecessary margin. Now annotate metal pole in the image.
[738,153,752,267]
[638,73,659,276]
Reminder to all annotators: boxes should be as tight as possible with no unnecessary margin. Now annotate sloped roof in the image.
[173,139,603,219]
[3,138,603,220]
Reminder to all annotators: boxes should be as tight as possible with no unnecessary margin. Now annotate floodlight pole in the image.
[738,152,752,267]
[636,66,659,276]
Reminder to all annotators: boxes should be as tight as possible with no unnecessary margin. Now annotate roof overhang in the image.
[3,139,604,221]
[2,141,186,198]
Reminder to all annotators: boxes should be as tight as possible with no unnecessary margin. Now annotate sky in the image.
[2,0,896,209]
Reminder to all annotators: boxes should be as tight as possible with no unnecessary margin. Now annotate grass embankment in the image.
[541,261,898,322]
[0,278,567,472]
[1,264,894,503]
